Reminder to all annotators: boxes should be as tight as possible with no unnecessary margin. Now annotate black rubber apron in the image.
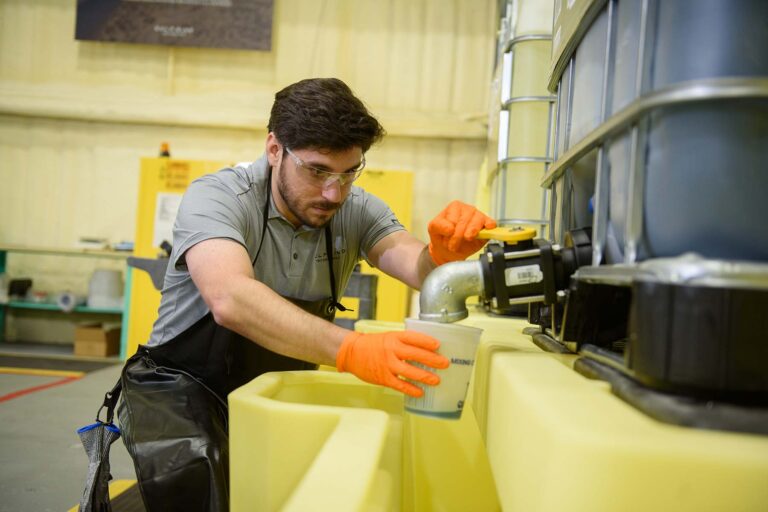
[118,168,349,512]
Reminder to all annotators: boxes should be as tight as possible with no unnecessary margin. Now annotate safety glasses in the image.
[284,146,366,188]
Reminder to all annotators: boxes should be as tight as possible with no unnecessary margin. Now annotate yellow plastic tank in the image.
[464,310,768,512]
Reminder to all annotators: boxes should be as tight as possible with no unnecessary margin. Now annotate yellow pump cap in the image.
[477,226,537,244]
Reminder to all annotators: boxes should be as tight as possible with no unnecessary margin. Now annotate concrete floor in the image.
[0,362,136,512]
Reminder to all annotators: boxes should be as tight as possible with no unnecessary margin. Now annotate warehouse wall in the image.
[0,0,496,340]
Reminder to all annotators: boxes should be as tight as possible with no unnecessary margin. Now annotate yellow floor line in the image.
[108,479,138,498]
[67,479,138,512]
[0,367,85,378]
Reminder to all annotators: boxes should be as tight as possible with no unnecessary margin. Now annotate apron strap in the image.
[325,225,353,312]
[252,165,272,266]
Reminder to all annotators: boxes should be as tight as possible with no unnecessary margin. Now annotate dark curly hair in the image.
[267,78,385,153]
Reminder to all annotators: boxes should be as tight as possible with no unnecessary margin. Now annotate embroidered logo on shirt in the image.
[314,248,347,264]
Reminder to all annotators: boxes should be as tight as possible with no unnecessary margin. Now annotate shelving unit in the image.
[5,300,123,315]
[0,244,132,359]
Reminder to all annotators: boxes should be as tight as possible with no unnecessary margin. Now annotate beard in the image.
[276,160,342,228]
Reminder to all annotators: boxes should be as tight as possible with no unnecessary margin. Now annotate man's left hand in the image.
[428,200,496,265]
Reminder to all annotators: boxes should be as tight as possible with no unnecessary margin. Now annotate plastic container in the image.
[497,96,551,232]
[505,0,554,39]
[507,39,552,99]
[499,160,548,227]
[87,269,123,309]
[605,100,768,263]
[610,0,642,113]
[505,101,550,159]
[490,0,554,232]
[553,58,571,159]
[652,1,768,91]
[55,291,86,312]
[567,8,609,147]
[403,319,483,419]
[550,0,768,262]
[607,0,768,262]
[550,154,598,245]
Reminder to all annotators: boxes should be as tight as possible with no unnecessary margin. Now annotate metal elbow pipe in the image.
[419,260,485,323]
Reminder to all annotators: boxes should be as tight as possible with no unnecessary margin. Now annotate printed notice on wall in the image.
[75,0,274,50]
[153,193,183,249]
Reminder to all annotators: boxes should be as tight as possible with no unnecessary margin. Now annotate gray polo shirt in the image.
[148,155,404,346]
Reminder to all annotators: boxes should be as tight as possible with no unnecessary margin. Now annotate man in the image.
[118,78,495,511]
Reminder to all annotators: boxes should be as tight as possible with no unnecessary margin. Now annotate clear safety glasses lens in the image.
[285,147,365,188]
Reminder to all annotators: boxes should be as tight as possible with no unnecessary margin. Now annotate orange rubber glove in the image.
[428,200,497,265]
[336,331,450,397]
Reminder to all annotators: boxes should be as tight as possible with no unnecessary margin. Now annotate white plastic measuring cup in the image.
[404,318,483,419]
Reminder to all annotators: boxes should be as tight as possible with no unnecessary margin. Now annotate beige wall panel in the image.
[1,0,494,138]
[0,117,260,258]
[385,0,426,110]
[0,1,277,98]
[418,0,457,111]
[170,46,277,96]
[347,2,394,106]
[271,0,493,117]
[452,0,497,113]
[367,137,487,240]
[1,117,138,245]
[1,117,483,246]
[272,0,327,84]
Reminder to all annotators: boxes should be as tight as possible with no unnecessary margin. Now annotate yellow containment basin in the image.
[229,359,501,511]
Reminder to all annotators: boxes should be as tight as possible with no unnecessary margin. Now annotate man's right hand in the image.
[336,331,450,397]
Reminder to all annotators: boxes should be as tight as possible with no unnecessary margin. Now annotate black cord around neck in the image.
[254,165,351,313]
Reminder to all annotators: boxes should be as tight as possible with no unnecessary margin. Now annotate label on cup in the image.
[405,359,475,419]
[403,318,482,420]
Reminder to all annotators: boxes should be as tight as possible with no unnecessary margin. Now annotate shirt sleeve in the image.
[171,174,250,270]
[357,189,406,262]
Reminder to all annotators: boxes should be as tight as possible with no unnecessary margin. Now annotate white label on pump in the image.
[505,264,543,286]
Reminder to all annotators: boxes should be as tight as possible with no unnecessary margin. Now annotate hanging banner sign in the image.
[75,0,274,51]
